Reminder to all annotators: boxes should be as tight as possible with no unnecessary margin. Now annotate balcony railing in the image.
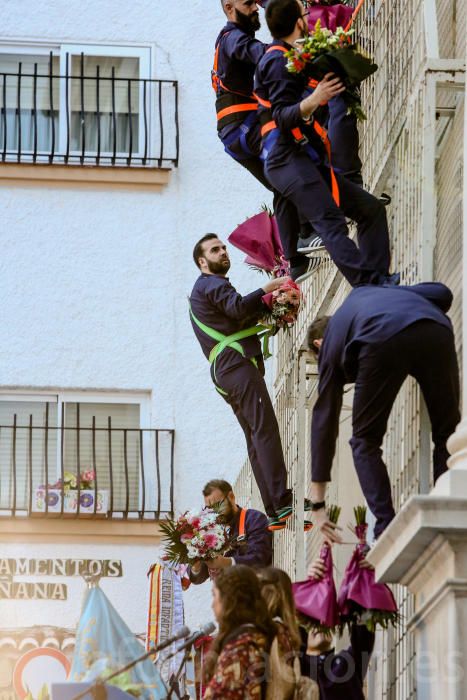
[0,420,174,519]
[0,53,179,167]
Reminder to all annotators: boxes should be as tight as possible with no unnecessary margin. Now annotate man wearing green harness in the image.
[190,233,301,531]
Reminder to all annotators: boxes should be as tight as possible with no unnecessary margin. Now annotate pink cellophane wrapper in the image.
[338,525,397,616]
[261,279,300,311]
[308,4,354,32]
[228,211,286,274]
[292,545,339,629]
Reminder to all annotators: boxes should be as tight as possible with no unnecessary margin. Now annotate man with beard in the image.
[190,234,311,530]
[189,479,273,584]
[213,0,324,281]
[255,0,398,288]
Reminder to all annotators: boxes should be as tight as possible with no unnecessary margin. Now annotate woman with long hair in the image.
[203,565,276,699]
[257,567,319,700]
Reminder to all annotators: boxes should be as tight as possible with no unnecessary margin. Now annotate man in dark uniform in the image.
[255,0,397,287]
[300,554,375,699]
[190,234,311,529]
[189,479,273,583]
[213,0,324,281]
[307,283,460,540]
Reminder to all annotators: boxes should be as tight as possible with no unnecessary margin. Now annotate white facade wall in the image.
[0,0,272,631]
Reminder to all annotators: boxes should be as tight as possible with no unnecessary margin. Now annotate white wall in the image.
[0,1,274,629]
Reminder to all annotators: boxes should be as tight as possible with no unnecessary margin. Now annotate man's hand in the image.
[190,559,203,574]
[359,556,374,571]
[313,507,343,545]
[300,73,345,119]
[262,276,291,294]
[206,556,233,570]
[307,555,327,580]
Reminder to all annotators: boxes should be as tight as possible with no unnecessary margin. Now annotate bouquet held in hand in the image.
[285,20,377,119]
[160,508,229,566]
[261,279,302,331]
[292,506,341,633]
[337,506,399,632]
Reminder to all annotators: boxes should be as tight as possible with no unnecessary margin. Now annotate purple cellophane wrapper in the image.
[338,528,397,616]
[308,4,354,32]
[292,545,339,628]
[228,211,285,274]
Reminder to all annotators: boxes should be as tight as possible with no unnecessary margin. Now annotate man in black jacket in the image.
[190,234,301,530]
[189,479,273,583]
[307,283,460,541]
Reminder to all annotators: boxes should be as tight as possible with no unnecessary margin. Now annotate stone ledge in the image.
[367,495,467,584]
[0,516,162,544]
[0,162,171,190]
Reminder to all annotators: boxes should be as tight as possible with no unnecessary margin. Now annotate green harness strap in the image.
[189,304,272,396]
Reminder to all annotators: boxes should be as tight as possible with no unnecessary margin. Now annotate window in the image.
[0,43,179,167]
[0,392,174,518]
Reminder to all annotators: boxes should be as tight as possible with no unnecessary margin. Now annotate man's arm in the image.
[231,512,273,568]
[224,29,265,66]
[205,276,289,322]
[311,360,345,484]
[348,622,376,684]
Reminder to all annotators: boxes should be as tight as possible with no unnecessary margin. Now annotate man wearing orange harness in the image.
[255,0,399,287]
[213,0,325,282]
[188,480,273,584]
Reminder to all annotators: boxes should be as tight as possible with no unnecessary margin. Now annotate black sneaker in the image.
[267,515,287,531]
[291,257,323,283]
[304,520,313,532]
[384,272,400,286]
[304,498,312,512]
[379,192,392,206]
[296,234,326,255]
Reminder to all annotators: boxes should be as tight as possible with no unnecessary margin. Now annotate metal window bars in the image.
[0,52,179,168]
[0,409,174,519]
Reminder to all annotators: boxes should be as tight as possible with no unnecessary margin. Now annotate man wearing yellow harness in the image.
[190,234,309,530]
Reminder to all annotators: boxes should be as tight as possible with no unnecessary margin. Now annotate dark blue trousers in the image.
[219,124,310,263]
[349,320,460,538]
[214,358,292,515]
[327,95,363,185]
[265,148,391,286]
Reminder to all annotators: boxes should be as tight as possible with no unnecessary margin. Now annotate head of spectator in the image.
[202,478,238,525]
[204,565,276,682]
[307,315,331,358]
[257,567,301,650]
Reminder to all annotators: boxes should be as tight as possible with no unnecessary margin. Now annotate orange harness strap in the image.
[216,103,258,122]
[262,45,340,206]
[345,0,365,31]
[238,508,247,540]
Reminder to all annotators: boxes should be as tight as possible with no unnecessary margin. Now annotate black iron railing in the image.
[0,52,179,167]
[0,418,174,519]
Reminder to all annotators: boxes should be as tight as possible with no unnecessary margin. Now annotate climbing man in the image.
[189,479,273,583]
[255,0,398,287]
[213,0,324,281]
[190,234,312,530]
[307,282,460,540]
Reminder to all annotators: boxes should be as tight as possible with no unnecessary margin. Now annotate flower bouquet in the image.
[160,508,229,566]
[228,208,288,278]
[337,506,399,632]
[261,279,302,332]
[292,505,341,633]
[285,20,377,119]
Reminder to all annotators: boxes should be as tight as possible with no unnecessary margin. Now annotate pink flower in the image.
[180,532,195,543]
[203,533,219,549]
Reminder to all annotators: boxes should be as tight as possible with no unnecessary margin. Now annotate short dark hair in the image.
[307,315,330,356]
[193,234,219,269]
[266,0,302,38]
[203,479,234,497]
